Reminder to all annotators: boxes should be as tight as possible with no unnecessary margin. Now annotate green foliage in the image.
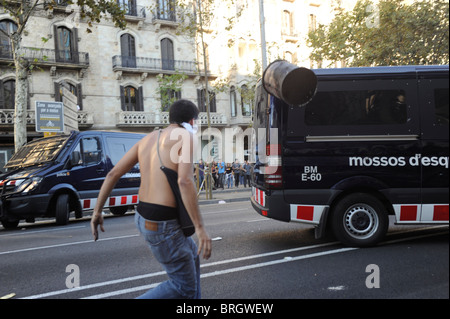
[307,0,449,67]
[156,73,188,111]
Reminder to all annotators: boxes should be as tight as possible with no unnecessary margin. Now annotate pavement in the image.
[197,186,252,205]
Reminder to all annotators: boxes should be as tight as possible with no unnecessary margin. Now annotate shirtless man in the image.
[91,99,211,299]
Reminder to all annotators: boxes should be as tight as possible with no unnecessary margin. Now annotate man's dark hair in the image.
[169,99,199,124]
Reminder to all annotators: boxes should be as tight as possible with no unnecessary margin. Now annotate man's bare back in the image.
[137,126,184,208]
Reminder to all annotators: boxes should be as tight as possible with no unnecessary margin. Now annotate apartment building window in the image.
[120,85,144,111]
[0,20,17,59]
[309,14,317,32]
[0,80,15,109]
[161,89,181,112]
[54,26,78,63]
[197,89,216,113]
[54,81,83,110]
[241,84,251,116]
[157,0,176,21]
[282,10,294,35]
[117,0,137,16]
[161,38,174,70]
[120,33,136,68]
[230,86,237,117]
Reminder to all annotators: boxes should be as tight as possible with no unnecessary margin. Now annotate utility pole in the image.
[259,0,268,70]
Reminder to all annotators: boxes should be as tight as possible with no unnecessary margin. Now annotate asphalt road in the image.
[1,200,448,301]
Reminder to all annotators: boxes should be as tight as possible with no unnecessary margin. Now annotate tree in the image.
[307,0,449,67]
[0,0,126,152]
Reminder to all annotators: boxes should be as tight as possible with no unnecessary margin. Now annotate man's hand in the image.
[196,226,212,260]
[91,213,105,241]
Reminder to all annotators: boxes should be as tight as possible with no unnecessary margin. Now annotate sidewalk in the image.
[197,186,252,205]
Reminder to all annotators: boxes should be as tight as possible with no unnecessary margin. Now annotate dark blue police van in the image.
[0,131,144,229]
[251,63,449,247]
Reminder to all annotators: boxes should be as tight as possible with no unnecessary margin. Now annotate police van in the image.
[0,131,144,229]
[251,62,449,247]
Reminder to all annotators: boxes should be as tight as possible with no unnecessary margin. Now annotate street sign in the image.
[35,101,64,133]
[35,88,79,135]
[61,87,79,134]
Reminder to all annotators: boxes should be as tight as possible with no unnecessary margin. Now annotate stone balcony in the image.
[0,109,94,131]
[116,111,229,128]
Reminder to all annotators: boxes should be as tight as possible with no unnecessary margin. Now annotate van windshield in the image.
[4,135,70,170]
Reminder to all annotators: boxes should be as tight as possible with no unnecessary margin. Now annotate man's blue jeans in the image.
[134,213,200,299]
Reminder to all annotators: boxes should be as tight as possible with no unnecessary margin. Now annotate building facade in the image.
[0,0,350,168]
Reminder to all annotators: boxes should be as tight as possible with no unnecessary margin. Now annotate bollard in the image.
[262,60,317,106]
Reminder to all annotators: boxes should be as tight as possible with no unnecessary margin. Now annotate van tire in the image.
[109,206,128,216]
[1,218,19,229]
[330,193,388,247]
[55,194,70,225]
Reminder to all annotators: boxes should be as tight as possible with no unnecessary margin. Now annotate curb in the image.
[198,196,251,206]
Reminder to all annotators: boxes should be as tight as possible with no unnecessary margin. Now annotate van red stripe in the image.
[83,199,91,209]
[434,205,449,221]
[400,205,418,221]
[297,206,314,221]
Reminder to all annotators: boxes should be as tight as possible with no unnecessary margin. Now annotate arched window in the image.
[0,80,16,110]
[0,20,18,59]
[161,38,174,70]
[241,84,251,116]
[55,26,78,63]
[120,33,136,68]
[230,86,237,117]
[120,85,143,111]
[54,81,83,110]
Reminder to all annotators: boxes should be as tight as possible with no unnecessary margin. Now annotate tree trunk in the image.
[12,35,29,152]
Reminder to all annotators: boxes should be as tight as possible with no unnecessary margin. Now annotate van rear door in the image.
[418,72,449,222]
[251,81,284,190]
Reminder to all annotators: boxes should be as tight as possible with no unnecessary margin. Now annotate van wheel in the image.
[55,194,70,225]
[109,206,128,216]
[330,193,388,247]
[1,218,19,229]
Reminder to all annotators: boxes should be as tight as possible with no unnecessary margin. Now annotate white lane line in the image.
[202,208,248,215]
[0,225,86,238]
[83,247,358,299]
[21,242,339,299]
[0,234,139,256]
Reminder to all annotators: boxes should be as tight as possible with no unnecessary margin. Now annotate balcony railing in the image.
[0,45,89,68]
[0,109,94,129]
[123,4,146,18]
[116,111,229,128]
[112,55,198,75]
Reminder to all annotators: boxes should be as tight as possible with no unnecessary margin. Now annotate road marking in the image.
[0,225,86,238]
[0,234,139,255]
[21,242,339,299]
[18,226,449,299]
[82,247,358,299]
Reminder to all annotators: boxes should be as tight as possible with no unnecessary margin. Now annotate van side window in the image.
[106,137,139,165]
[72,137,102,166]
[82,137,102,165]
[434,88,449,125]
[305,90,407,126]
